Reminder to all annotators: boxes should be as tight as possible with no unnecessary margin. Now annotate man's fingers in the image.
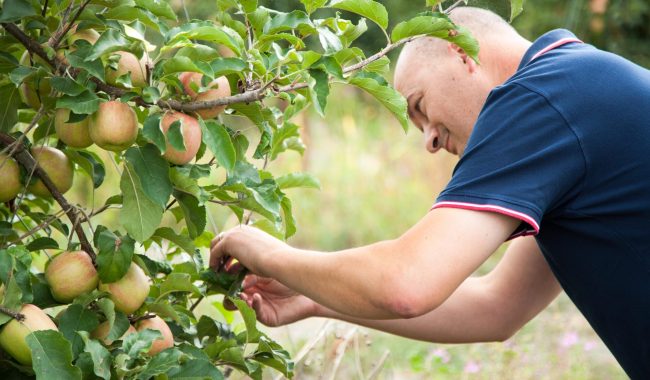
[209,232,227,269]
[242,275,258,289]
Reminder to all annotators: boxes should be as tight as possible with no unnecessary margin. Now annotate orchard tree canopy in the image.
[0,0,521,378]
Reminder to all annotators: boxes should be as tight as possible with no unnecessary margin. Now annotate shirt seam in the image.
[437,192,543,221]
[506,82,589,200]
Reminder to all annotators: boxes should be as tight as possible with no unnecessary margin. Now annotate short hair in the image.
[399,7,519,61]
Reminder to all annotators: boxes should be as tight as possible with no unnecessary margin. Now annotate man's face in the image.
[395,50,492,156]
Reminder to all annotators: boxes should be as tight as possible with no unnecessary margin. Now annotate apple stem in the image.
[129,313,156,324]
[0,307,25,322]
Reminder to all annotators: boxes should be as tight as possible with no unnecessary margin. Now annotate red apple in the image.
[106,51,149,88]
[98,262,150,314]
[136,315,174,355]
[160,111,202,165]
[89,101,139,152]
[44,250,98,303]
[0,304,58,365]
[178,72,230,119]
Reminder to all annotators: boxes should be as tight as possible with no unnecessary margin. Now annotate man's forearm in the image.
[313,277,515,343]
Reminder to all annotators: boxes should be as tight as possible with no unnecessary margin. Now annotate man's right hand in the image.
[235,275,320,327]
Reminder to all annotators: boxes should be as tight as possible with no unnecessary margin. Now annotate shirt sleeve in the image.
[435,83,586,239]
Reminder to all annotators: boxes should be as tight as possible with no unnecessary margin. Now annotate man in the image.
[210,7,650,379]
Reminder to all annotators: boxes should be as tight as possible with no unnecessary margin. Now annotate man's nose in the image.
[424,128,442,154]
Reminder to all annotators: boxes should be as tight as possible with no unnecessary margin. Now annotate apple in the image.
[160,111,202,165]
[178,72,230,119]
[105,51,149,88]
[91,321,136,345]
[68,26,100,45]
[28,146,74,197]
[44,250,98,303]
[0,304,58,365]
[19,51,53,110]
[89,100,139,152]
[98,262,150,315]
[54,108,93,148]
[136,316,174,355]
[0,153,21,202]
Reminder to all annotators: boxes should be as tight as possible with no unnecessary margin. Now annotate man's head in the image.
[394,7,531,156]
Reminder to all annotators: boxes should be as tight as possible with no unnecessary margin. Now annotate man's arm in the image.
[315,235,562,343]
[212,208,523,320]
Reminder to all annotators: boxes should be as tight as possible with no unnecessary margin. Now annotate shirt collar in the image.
[518,29,580,71]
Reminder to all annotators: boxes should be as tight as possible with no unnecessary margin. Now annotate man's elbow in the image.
[381,286,443,319]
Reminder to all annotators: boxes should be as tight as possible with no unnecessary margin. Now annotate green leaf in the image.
[26,330,82,380]
[26,237,59,251]
[239,0,257,13]
[104,6,159,29]
[447,25,480,63]
[95,227,135,283]
[281,197,296,238]
[364,56,390,75]
[66,150,105,189]
[308,68,328,117]
[166,359,225,379]
[143,113,166,153]
[271,122,300,160]
[0,84,21,133]
[230,298,260,342]
[209,57,248,77]
[0,246,32,305]
[159,273,201,298]
[200,119,236,173]
[276,172,321,190]
[120,162,164,242]
[135,0,177,20]
[152,227,196,254]
[167,24,244,57]
[50,77,88,97]
[328,0,388,29]
[170,167,202,198]
[95,298,131,343]
[510,0,524,21]
[301,0,327,14]
[390,14,452,42]
[78,331,111,380]
[173,191,206,239]
[166,120,186,152]
[349,73,409,132]
[317,27,342,54]
[55,91,101,115]
[122,328,162,358]
[0,0,36,22]
[136,254,173,276]
[124,144,172,208]
[137,348,182,379]
[229,102,276,131]
[86,29,131,62]
[58,304,100,357]
[66,42,105,82]
[146,302,182,325]
[264,10,315,34]
[162,56,213,77]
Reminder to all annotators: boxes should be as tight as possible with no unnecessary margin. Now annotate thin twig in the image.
[49,0,93,50]
[444,0,467,14]
[189,296,204,311]
[366,350,390,380]
[0,307,25,322]
[129,313,157,323]
[327,327,357,380]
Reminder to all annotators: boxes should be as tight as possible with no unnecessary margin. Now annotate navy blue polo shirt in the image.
[434,29,650,379]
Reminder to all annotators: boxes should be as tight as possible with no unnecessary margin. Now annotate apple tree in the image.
[0,0,520,378]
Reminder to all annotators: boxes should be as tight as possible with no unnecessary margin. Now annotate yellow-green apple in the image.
[160,111,202,165]
[89,100,139,152]
[44,250,98,303]
[178,72,230,119]
[54,108,93,148]
[105,51,149,88]
[91,321,136,345]
[27,146,74,197]
[136,315,174,355]
[98,262,150,314]
[19,52,53,111]
[0,304,58,365]
[68,26,100,45]
[0,153,21,202]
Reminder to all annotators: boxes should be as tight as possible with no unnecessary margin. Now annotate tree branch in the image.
[0,307,25,322]
[0,133,96,263]
[48,0,93,50]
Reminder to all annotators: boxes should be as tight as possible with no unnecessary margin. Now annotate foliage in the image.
[0,0,514,378]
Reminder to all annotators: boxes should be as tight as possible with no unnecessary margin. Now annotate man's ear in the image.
[447,43,478,73]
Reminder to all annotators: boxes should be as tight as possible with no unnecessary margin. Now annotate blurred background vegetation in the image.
[68,0,643,378]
